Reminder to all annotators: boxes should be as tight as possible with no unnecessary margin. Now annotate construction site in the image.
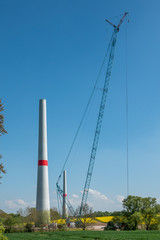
[35,13,129,226]
[1,1,160,239]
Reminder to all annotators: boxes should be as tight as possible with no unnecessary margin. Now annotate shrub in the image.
[25,223,34,232]
[0,224,8,240]
[104,221,121,231]
[57,224,64,231]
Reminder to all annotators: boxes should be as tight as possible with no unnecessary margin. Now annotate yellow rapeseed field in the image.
[95,216,114,223]
[52,216,113,224]
[53,219,66,224]
[52,218,97,224]
[80,218,97,223]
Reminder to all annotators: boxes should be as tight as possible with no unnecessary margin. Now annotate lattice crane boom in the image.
[56,12,128,217]
[79,12,128,215]
[56,183,76,216]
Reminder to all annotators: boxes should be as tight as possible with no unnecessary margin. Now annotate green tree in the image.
[25,207,36,223]
[3,215,20,233]
[0,223,8,240]
[111,211,123,216]
[0,159,6,183]
[50,207,61,220]
[113,195,160,230]
[123,195,143,215]
[121,195,143,230]
[131,211,142,230]
[112,214,141,230]
[0,99,7,183]
[75,204,93,230]
[16,208,26,225]
[0,99,7,136]
[0,210,8,219]
[141,197,160,230]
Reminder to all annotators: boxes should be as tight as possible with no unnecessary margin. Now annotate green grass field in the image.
[4,231,160,240]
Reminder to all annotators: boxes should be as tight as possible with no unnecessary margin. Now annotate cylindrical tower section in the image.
[62,170,68,219]
[36,99,50,226]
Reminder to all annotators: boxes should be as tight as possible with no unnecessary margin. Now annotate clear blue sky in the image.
[1,0,160,213]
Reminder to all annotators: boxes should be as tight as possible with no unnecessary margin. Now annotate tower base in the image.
[36,210,50,226]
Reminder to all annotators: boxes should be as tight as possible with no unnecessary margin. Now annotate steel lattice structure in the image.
[56,12,128,217]
[79,12,128,215]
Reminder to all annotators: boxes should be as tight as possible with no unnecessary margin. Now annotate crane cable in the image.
[56,32,114,186]
[125,14,129,197]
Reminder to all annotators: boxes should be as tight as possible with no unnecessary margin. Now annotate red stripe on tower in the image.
[63,194,67,197]
[38,160,48,166]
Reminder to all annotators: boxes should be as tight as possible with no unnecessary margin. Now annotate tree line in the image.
[0,207,61,233]
[107,195,160,231]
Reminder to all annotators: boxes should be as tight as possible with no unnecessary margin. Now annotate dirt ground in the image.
[87,222,106,231]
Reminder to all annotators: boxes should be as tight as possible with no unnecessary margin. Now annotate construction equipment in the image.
[56,183,76,216]
[79,12,128,214]
[56,12,128,217]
